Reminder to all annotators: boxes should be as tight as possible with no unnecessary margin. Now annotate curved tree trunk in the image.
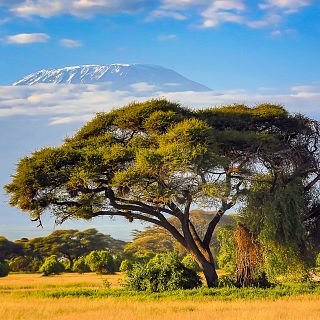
[188,245,219,287]
[200,259,218,288]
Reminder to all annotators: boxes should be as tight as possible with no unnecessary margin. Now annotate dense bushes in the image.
[9,256,42,272]
[0,260,9,277]
[119,259,133,272]
[125,252,202,292]
[72,257,90,273]
[39,255,65,276]
[85,250,115,274]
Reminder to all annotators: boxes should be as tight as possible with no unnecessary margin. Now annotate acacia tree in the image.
[5,100,320,287]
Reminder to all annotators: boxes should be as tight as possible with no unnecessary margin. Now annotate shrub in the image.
[125,252,202,292]
[181,254,199,271]
[39,255,65,276]
[218,274,237,288]
[72,257,90,274]
[85,250,115,274]
[119,259,133,272]
[0,260,9,277]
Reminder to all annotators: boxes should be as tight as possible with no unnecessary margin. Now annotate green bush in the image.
[0,260,9,277]
[181,254,199,271]
[125,252,202,292]
[72,257,90,274]
[39,255,65,276]
[119,259,133,272]
[85,250,115,274]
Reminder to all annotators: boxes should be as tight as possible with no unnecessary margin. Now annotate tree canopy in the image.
[14,228,125,267]
[5,99,320,287]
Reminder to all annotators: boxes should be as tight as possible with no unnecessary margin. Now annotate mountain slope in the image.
[13,64,210,92]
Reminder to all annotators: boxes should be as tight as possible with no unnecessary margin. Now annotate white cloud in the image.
[59,38,83,47]
[148,9,187,21]
[0,83,319,124]
[8,0,151,18]
[259,0,312,13]
[269,28,297,37]
[200,1,245,28]
[6,33,50,44]
[0,0,315,31]
[247,14,282,28]
[158,34,177,41]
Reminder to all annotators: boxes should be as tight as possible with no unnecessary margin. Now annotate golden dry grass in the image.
[0,272,123,292]
[1,295,320,320]
[1,273,320,320]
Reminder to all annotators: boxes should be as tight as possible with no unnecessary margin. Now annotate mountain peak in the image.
[13,64,210,92]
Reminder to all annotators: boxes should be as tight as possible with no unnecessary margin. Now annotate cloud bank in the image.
[1,83,319,125]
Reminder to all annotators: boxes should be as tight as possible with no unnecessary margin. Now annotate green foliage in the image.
[36,282,320,301]
[218,275,237,288]
[13,228,125,270]
[316,253,320,267]
[125,252,202,292]
[61,258,71,272]
[242,178,308,280]
[72,257,90,273]
[6,99,313,222]
[181,255,199,271]
[119,259,133,272]
[262,243,308,282]
[216,226,236,273]
[85,250,115,274]
[9,256,42,272]
[39,255,65,276]
[0,260,9,277]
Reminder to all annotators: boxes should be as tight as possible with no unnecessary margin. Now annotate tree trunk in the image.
[200,259,218,288]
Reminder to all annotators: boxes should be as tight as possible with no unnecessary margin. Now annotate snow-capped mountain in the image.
[13,64,210,92]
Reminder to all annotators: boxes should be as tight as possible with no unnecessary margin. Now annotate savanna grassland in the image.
[1,273,320,320]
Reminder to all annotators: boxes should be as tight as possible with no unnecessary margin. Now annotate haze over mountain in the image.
[13,64,210,92]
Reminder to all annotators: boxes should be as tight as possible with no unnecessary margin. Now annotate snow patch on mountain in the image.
[13,64,210,92]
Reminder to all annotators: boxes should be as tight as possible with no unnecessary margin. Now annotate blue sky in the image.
[0,0,320,241]
[0,0,319,89]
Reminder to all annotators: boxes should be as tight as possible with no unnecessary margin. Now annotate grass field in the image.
[1,273,320,320]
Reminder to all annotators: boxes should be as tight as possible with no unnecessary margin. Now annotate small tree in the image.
[39,255,65,276]
[85,250,115,274]
[125,252,202,292]
[119,259,133,272]
[72,257,90,274]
